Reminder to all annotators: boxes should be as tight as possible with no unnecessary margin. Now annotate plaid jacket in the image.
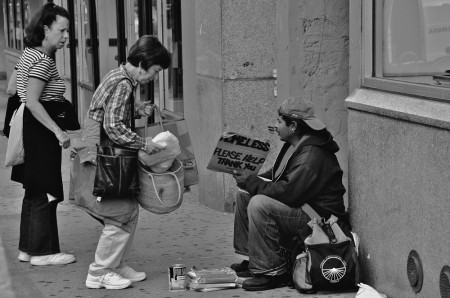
[88,65,146,150]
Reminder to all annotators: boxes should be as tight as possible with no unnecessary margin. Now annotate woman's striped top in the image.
[16,47,66,103]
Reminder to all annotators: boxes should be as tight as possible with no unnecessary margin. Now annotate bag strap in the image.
[147,161,183,207]
[301,203,322,221]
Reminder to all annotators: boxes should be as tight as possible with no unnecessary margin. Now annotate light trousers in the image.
[0,234,16,298]
[88,213,138,276]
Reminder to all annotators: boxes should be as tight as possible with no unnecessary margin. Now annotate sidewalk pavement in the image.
[0,80,356,298]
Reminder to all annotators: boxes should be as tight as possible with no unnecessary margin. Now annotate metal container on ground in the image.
[168,264,187,291]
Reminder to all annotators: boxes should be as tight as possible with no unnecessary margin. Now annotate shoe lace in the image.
[105,272,122,280]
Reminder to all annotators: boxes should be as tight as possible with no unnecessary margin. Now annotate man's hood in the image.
[299,132,340,153]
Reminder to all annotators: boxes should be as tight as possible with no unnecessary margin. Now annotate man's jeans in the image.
[233,192,310,275]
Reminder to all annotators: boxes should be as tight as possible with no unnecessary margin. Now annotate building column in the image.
[194,0,278,212]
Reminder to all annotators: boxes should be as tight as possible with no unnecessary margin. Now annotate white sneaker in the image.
[85,272,132,290]
[18,251,31,262]
[30,253,76,266]
[115,266,146,282]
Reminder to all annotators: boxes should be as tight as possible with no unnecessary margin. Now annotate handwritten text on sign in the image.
[207,133,270,174]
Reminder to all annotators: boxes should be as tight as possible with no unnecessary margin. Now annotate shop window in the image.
[133,0,183,116]
[4,0,30,51]
[153,0,183,116]
[362,0,450,102]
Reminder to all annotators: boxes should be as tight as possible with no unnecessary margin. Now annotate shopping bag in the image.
[207,132,270,175]
[5,103,25,167]
[136,107,199,186]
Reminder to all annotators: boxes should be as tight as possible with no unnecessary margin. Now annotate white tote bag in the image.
[5,103,25,167]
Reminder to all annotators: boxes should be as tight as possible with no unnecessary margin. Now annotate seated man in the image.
[230,96,347,291]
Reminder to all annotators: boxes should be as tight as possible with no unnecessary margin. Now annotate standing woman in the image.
[11,3,77,265]
[71,35,170,290]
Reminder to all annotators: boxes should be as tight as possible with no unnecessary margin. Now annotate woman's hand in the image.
[54,128,71,149]
[137,102,155,117]
[144,139,166,154]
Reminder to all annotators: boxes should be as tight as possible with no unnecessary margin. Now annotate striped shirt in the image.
[16,47,66,103]
[88,65,146,150]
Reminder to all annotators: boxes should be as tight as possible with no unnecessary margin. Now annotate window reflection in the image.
[382,0,450,80]
[162,0,183,115]
[7,0,14,48]
[81,0,94,85]
[15,0,22,49]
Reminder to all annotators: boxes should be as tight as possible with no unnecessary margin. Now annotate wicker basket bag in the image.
[137,158,184,214]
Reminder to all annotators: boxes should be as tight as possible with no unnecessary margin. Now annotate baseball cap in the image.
[278,96,326,130]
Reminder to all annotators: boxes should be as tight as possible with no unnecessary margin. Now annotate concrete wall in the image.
[194,0,278,212]
[347,89,450,297]
[277,0,350,205]
[193,0,350,212]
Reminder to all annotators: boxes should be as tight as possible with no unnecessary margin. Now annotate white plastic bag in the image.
[138,131,181,173]
[5,103,25,167]
[355,283,387,298]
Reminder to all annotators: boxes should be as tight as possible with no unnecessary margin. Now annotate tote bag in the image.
[137,158,184,214]
[5,103,25,167]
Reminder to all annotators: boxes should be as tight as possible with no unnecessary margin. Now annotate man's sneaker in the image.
[18,251,31,262]
[115,266,146,282]
[85,272,132,290]
[230,260,249,272]
[30,253,76,266]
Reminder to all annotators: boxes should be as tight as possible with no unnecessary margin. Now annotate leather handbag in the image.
[92,78,139,199]
[93,145,140,199]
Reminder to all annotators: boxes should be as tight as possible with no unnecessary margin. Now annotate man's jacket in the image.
[243,132,346,219]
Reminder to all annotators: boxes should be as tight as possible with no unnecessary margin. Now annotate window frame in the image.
[360,0,450,103]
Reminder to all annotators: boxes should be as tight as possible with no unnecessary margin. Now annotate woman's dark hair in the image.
[281,114,329,137]
[24,3,69,47]
[127,35,171,70]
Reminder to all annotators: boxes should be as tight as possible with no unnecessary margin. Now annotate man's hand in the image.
[137,102,156,117]
[232,170,251,184]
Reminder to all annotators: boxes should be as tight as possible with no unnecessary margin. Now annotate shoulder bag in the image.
[92,78,140,199]
[292,205,361,294]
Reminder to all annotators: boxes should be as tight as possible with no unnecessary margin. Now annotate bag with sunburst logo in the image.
[292,211,361,294]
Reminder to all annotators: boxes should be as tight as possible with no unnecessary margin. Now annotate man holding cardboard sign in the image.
[229,97,347,291]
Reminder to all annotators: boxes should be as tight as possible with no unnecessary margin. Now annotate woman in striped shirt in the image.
[11,3,77,266]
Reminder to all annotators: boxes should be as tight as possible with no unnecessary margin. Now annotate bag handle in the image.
[147,161,183,208]
[301,204,322,221]
[144,105,165,139]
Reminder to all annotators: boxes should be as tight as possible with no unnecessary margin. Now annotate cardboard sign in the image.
[207,132,270,175]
